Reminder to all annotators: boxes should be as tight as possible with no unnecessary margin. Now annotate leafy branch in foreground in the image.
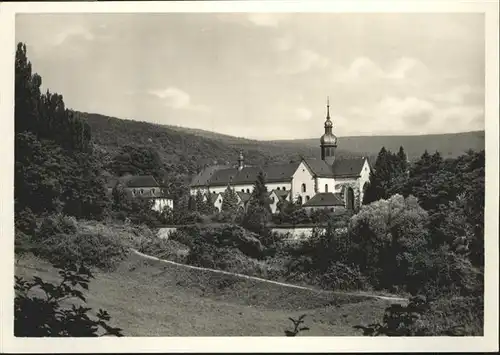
[285,314,310,336]
[353,295,431,336]
[15,261,123,337]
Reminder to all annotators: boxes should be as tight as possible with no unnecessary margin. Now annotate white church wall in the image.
[359,159,371,203]
[316,177,337,193]
[191,181,292,197]
[291,161,315,204]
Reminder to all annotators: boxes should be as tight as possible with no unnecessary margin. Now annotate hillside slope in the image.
[16,252,395,336]
[274,131,485,161]
[83,112,484,173]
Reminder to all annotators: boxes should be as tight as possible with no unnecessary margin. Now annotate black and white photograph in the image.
[1,1,498,353]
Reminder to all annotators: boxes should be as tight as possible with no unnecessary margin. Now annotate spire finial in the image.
[326,96,330,119]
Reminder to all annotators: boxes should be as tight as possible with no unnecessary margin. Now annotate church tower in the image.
[320,97,338,165]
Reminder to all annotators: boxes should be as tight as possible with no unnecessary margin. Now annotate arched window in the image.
[282,186,286,190]
[297,196,303,205]
[246,189,250,193]
[301,183,306,193]
[325,184,328,193]
[346,187,355,210]
[306,195,310,201]
[241,189,244,192]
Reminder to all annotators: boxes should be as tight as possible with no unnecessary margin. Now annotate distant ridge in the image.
[82,112,484,171]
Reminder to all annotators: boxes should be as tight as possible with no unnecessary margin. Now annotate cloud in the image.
[277,48,329,75]
[333,56,428,83]
[149,87,210,113]
[52,26,95,47]
[386,57,427,80]
[272,35,294,52]
[378,96,435,118]
[295,107,313,121]
[347,95,484,134]
[433,84,483,105]
[247,13,289,27]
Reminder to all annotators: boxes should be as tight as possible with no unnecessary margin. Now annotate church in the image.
[190,99,372,213]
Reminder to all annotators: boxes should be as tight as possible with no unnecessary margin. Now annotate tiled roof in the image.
[190,157,367,187]
[236,191,251,202]
[124,175,160,188]
[331,157,367,177]
[271,189,290,200]
[303,193,345,207]
[193,162,300,187]
[107,175,160,188]
[302,158,335,177]
[302,157,367,178]
[208,192,222,203]
[191,165,230,187]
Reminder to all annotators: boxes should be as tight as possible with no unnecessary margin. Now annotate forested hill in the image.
[84,112,484,168]
[273,131,485,161]
[167,124,485,162]
[82,113,367,173]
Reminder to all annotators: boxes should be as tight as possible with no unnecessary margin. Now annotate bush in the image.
[168,229,194,247]
[316,262,369,291]
[15,261,123,337]
[354,294,483,336]
[32,215,129,270]
[406,245,482,298]
[15,207,38,235]
[138,237,189,264]
[182,224,264,259]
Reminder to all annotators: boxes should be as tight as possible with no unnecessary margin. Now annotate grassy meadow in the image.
[15,251,399,336]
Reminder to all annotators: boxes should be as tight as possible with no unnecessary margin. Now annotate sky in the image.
[15,12,485,140]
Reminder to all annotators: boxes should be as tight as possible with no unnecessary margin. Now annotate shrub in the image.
[33,215,129,270]
[354,294,483,336]
[168,229,194,247]
[15,207,38,235]
[15,261,123,337]
[316,262,369,291]
[182,224,264,259]
[138,237,189,263]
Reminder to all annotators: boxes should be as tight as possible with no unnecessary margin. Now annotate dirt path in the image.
[131,249,408,303]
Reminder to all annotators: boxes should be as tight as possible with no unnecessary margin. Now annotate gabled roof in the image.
[107,175,160,188]
[236,191,251,202]
[302,158,335,178]
[331,157,367,178]
[302,157,367,178]
[190,156,367,188]
[303,193,345,207]
[208,192,223,203]
[192,162,300,187]
[270,189,290,200]
[191,165,230,187]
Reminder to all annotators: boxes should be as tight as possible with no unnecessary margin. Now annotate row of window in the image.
[132,188,155,195]
[300,184,329,193]
[296,195,311,205]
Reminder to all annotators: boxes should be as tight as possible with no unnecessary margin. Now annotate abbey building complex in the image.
[190,100,372,213]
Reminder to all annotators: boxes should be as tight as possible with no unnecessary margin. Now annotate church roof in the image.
[331,157,367,178]
[303,157,367,178]
[190,165,230,187]
[303,193,345,207]
[193,162,301,187]
[190,153,367,188]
